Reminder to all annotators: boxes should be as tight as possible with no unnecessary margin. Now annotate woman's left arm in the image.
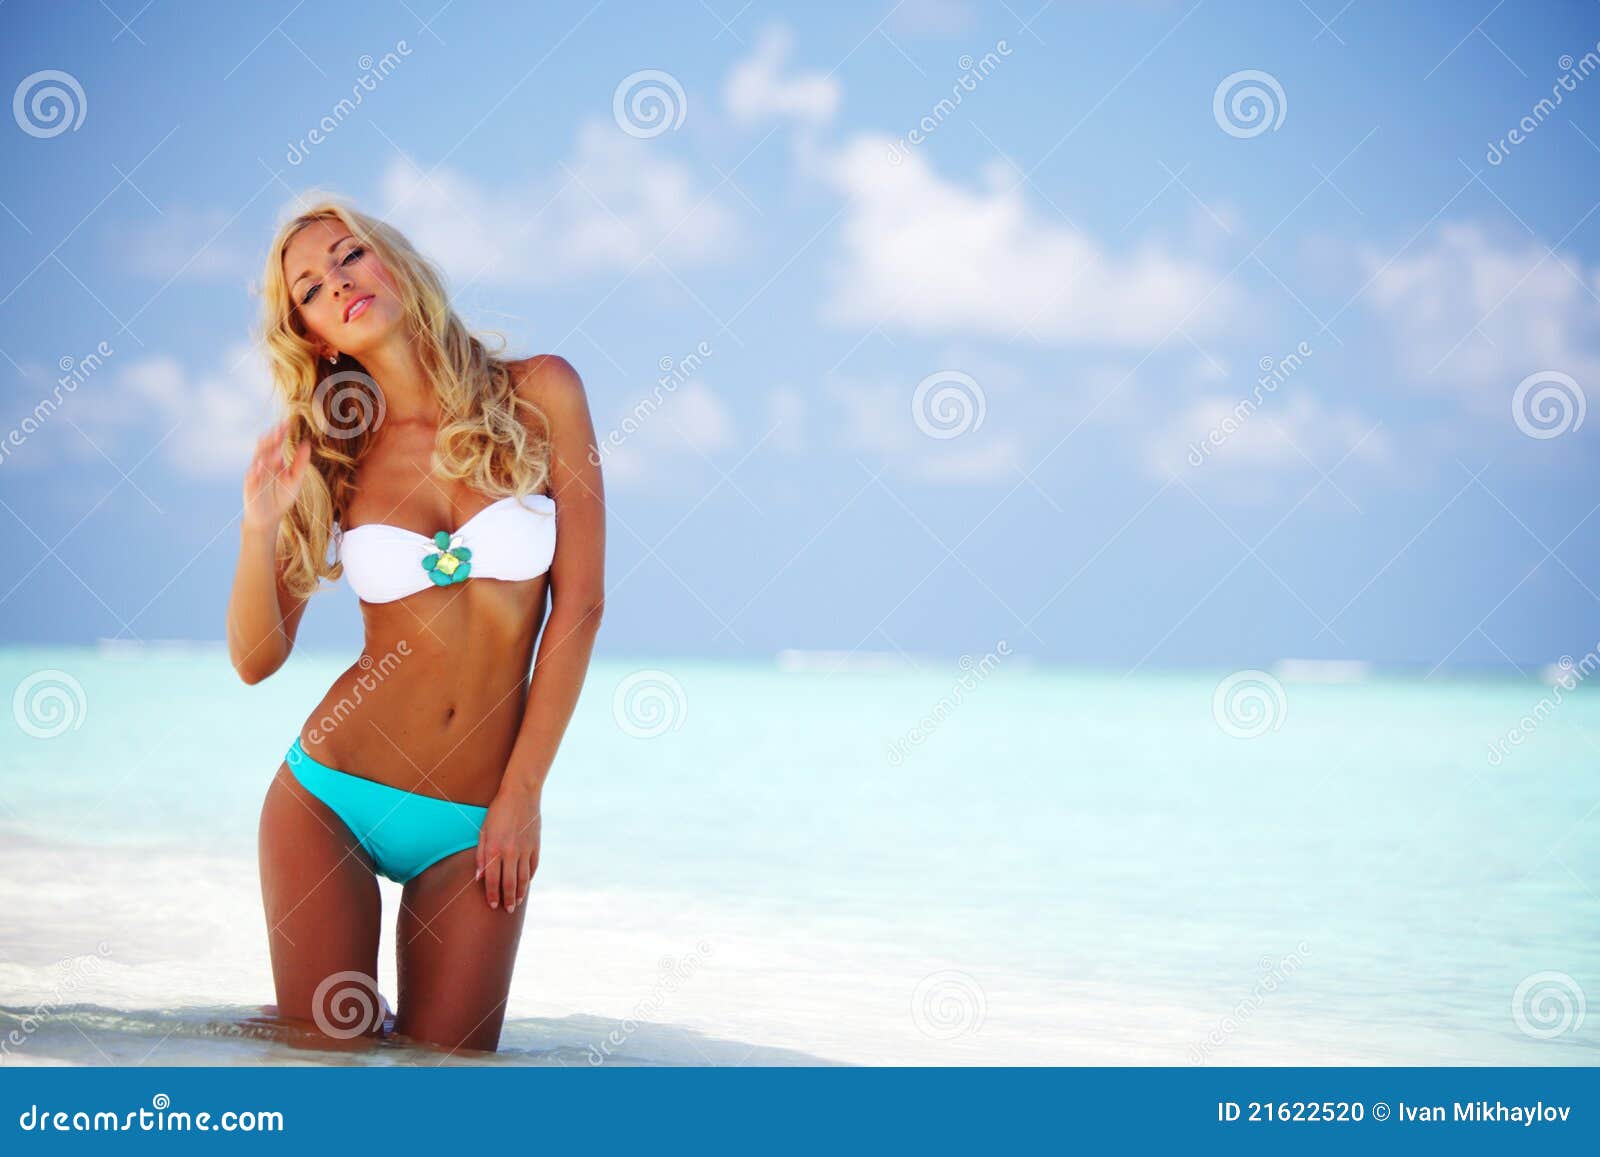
[477,354,606,912]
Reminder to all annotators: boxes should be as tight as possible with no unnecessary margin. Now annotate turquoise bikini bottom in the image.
[285,737,489,883]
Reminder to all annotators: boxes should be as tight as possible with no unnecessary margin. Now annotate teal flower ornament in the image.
[421,530,473,586]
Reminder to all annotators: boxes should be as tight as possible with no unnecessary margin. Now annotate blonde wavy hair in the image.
[258,198,550,599]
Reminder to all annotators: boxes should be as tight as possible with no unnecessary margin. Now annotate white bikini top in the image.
[338,493,556,604]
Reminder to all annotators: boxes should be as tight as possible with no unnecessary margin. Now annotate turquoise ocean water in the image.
[1,645,1596,1066]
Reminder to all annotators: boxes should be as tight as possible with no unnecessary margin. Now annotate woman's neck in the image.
[356,337,440,424]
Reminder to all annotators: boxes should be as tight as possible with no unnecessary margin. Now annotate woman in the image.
[226,200,606,1053]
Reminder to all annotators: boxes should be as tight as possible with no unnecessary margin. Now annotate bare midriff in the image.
[296,573,549,807]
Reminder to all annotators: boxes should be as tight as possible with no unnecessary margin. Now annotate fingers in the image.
[476,816,538,914]
[249,421,289,474]
[248,431,270,473]
[244,427,280,497]
[512,855,531,912]
[499,856,517,914]
[243,421,312,516]
[483,849,502,909]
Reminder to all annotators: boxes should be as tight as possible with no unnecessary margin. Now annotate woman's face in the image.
[282,217,403,362]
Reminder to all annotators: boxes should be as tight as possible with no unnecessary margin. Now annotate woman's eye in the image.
[298,246,362,304]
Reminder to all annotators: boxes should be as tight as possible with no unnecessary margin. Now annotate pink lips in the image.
[344,294,375,323]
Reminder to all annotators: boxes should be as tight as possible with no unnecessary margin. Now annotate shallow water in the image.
[2,647,1597,1065]
[0,1003,832,1067]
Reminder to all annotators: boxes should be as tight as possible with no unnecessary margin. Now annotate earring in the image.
[326,353,337,364]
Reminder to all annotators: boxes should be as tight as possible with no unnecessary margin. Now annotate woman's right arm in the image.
[228,420,313,685]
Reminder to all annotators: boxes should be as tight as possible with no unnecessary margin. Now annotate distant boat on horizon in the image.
[1270,658,1371,684]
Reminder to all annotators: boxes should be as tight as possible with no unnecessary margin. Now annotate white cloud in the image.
[1364,222,1600,414]
[1142,390,1391,491]
[1186,353,1231,384]
[594,380,739,488]
[724,24,841,129]
[3,338,275,484]
[826,376,1024,484]
[124,209,255,283]
[55,344,277,481]
[766,385,808,453]
[820,134,1240,346]
[886,0,978,35]
[379,121,741,287]
[912,435,1026,482]
[662,380,737,452]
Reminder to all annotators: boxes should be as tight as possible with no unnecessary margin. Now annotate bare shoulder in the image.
[509,354,587,414]
[507,356,601,499]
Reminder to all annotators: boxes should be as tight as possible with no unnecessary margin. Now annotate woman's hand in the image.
[243,419,312,534]
[475,784,542,912]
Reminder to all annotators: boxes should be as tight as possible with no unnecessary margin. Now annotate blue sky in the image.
[1,0,1597,671]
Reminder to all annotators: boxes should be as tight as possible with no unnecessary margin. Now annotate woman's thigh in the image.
[395,848,528,1053]
[258,762,386,1040]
